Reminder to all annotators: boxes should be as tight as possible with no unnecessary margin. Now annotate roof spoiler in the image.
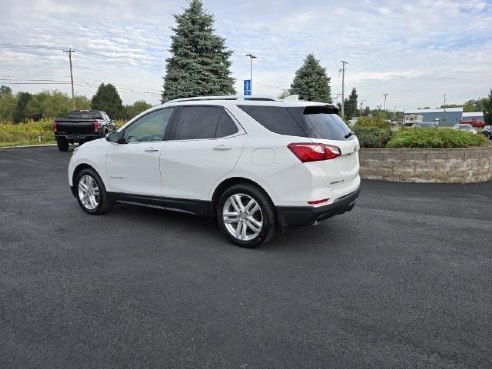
[303,105,339,114]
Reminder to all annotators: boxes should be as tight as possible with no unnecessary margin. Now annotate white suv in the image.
[68,96,360,247]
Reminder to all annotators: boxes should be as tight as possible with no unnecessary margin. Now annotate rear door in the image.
[160,105,246,201]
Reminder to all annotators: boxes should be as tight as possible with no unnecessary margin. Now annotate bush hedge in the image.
[386,128,488,148]
[352,116,393,148]
[353,126,392,148]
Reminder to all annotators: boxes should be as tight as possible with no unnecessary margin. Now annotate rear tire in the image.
[216,183,276,248]
[75,168,113,215]
[57,139,69,152]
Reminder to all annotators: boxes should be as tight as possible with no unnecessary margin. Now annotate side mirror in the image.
[106,131,125,143]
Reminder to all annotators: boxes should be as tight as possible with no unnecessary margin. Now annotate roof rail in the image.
[167,95,277,103]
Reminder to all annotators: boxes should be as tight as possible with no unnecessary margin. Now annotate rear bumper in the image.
[276,186,360,227]
[56,133,102,142]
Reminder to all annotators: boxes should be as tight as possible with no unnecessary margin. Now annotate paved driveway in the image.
[1,146,491,368]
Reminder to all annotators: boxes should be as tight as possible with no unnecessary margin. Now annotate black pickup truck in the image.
[53,110,115,151]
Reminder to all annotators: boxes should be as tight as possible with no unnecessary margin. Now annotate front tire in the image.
[57,139,69,152]
[75,168,113,215]
[217,184,276,248]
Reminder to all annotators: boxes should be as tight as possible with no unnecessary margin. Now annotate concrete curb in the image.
[0,144,57,150]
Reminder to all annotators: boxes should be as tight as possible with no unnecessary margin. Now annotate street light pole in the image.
[246,54,257,95]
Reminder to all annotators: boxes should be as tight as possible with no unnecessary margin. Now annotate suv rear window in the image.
[289,106,353,140]
[238,105,353,140]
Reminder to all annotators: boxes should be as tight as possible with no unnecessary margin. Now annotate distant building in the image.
[461,112,484,121]
[403,114,423,125]
[404,108,463,126]
[404,108,485,127]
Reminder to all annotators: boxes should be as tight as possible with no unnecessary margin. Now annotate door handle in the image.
[213,145,232,151]
[144,148,159,152]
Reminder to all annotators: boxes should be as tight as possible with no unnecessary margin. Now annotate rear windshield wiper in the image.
[344,132,353,139]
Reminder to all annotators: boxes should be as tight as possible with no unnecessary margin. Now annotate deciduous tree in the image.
[124,100,152,119]
[13,92,32,123]
[0,85,17,122]
[483,89,492,125]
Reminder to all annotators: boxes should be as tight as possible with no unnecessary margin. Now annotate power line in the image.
[0,43,62,51]
[0,78,161,97]
[0,74,161,94]
[0,82,71,85]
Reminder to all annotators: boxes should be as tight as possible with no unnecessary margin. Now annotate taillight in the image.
[308,198,330,205]
[52,120,58,132]
[93,120,101,132]
[287,143,341,162]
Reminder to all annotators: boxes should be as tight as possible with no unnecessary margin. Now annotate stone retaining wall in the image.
[359,146,492,183]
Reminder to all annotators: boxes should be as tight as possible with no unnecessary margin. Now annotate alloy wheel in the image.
[78,174,100,210]
[222,193,263,241]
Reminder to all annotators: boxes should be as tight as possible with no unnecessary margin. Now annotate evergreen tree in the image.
[91,83,124,119]
[162,0,235,102]
[483,89,492,125]
[344,87,358,119]
[290,54,332,103]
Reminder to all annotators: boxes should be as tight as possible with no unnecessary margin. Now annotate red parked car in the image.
[460,118,485,128]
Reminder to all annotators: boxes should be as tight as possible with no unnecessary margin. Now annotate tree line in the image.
[0,84,151,123]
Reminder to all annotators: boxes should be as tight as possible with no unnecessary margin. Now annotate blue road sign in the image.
[244,79,251,96]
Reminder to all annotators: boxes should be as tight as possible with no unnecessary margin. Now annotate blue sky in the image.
[1,0,491,110]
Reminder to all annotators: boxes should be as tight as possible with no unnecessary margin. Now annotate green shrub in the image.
[352,116,393,148]
[353,125,392,148]
[386,128,487,148]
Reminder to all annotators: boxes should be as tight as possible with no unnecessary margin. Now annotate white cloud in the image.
[0,0,491,109]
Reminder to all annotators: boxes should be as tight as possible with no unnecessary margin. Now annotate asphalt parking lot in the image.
[0,146,491,369]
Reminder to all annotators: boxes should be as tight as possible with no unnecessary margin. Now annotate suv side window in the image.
[173,106,223,140]
[124,108,174,142]
[238,105,306,137]
[216,110,239,137]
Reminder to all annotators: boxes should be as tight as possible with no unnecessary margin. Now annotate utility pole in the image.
[64,48,76,110]
[383,93,389,111]
[245,54,257,95]
[340,60,348,119]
